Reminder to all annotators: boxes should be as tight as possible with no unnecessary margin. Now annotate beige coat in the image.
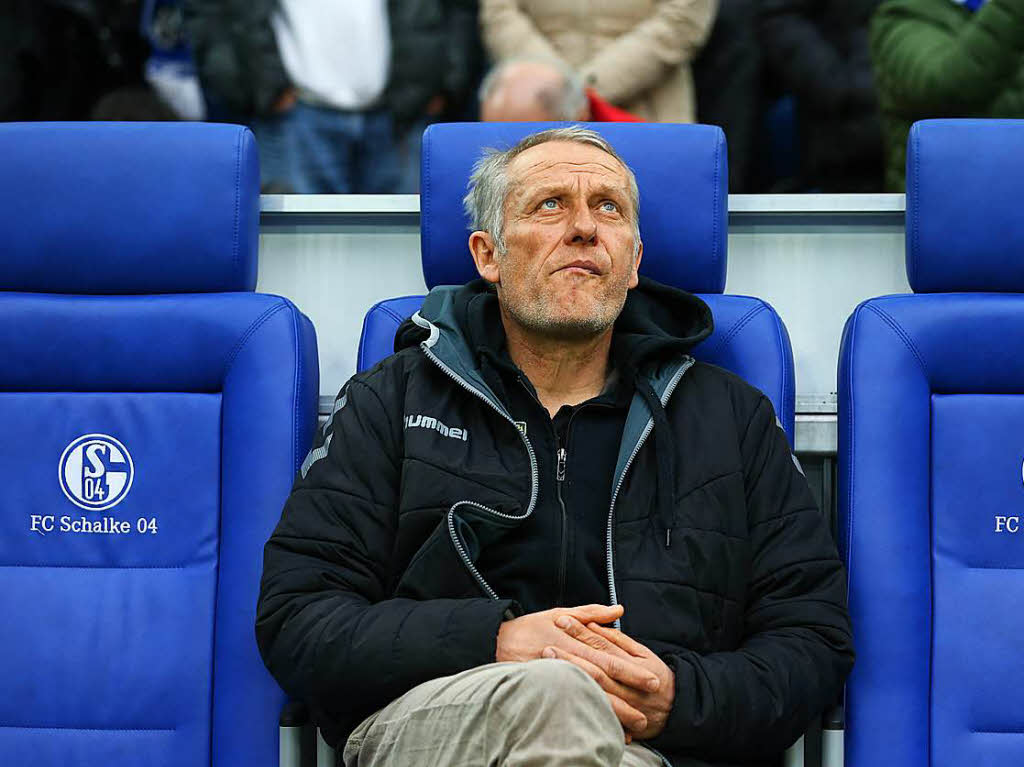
[480,0,718,123]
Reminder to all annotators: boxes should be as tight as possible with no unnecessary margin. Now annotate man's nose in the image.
[566,201,597,245]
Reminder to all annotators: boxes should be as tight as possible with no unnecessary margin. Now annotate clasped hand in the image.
[495,604,674,741]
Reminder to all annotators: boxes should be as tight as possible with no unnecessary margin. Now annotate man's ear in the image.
[628,239,643,289]
[469,230,501,284]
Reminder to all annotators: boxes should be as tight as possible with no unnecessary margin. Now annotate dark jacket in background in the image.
[256,278,854,767]
[386,0,482,129]
[692,0,761,192]
[871,0,1024,190]
[184,0,482,127]
[760,0,885,191]
[1,0,148,121]
[183,0,289,118]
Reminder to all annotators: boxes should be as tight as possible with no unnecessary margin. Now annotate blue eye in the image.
[541,199,559,209]
[601,201,619,212]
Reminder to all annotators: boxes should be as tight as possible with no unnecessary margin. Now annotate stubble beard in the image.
[498,280,630,342]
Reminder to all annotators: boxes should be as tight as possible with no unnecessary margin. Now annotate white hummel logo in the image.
[403,414,468,442]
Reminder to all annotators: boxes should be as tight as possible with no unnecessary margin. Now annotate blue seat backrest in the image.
[840,119,1024,767]
[358,123,795,441]
[0,123,319,767]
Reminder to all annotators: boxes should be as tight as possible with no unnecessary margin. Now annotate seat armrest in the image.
[279,701,314,767]
[317,728,338,767]
[821,705,844,767]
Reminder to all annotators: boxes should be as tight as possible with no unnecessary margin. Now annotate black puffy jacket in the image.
[256,279,854,766]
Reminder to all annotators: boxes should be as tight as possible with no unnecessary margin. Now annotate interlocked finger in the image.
[587,622,651,658]
[555,615,632,657]
[542,646,649,733]
[553,618,660,693]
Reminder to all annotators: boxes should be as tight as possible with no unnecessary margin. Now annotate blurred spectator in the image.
[479,0,718,123]
[186,1,399,194]
[187,1,481,194]
[760,0,885,192]
[142,0,205,120]
[1,0,148,121]
[692,0,760,191]
[183,1,287,119]
[388,0,485,193]
[91,85,180,121]
[479,59,642,122]
[871,0,1024,191]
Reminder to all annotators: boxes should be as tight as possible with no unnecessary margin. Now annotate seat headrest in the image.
[0,122,259,294]
[906,119,1024,293]
[421,122,728,293]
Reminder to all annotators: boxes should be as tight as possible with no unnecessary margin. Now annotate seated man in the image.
[256,127,854,767]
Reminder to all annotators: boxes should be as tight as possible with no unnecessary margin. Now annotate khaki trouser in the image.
[343,659,665,766]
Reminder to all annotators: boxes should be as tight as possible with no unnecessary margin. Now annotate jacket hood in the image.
[395,275,714,374]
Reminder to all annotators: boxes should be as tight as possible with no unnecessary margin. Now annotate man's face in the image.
[475,140,642,340]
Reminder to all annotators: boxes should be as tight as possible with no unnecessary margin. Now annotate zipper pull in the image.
[556,447,567,482]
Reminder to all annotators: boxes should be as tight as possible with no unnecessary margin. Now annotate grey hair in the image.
[478,58,588,121]
[463,126,641,255]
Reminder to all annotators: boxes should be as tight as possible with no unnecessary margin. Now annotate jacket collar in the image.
[400,275,713,401]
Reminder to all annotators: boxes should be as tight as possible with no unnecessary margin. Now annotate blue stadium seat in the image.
[357,122,797,441]
[0,123,319,767]
[840,119,1024,767]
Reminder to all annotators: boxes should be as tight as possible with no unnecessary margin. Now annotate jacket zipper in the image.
[555,445,568,604]
[605,358,694,628]
[417,338,539,602]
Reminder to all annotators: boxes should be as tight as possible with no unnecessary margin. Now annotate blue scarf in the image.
[952,0,988,11]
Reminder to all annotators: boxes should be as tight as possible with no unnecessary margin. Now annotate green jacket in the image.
[870,0,1024,190]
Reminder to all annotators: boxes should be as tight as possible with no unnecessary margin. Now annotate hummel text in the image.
[404,414,468,441]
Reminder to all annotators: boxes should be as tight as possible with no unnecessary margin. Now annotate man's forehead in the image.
[508,141,630,190]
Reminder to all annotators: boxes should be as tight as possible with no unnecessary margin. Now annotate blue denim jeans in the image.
[250,102,400,194]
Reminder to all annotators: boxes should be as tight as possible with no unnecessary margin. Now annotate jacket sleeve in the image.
[760,0,875,114]
[256,376,515,742]
[870,0,1024,114]
[479,0,568,66]
[580,0,719,106]
[649,396,854,759]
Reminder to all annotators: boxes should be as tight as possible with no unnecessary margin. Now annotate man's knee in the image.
[503,658,616,724]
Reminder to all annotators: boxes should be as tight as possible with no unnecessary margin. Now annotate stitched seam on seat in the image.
[379,304,406,324]
[963,563,1024,570]
[909,126,920,290]
[711,132,723,291]
[866,304,931,380]
[0,726,176,732]
[0,564,192,570]
[702,303,766,359]
[291,306,300,476]
[222,303,287,380]
[422,128,433,287]
[233,127,242,283]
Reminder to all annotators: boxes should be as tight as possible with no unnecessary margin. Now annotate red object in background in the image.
[586,90,643,122]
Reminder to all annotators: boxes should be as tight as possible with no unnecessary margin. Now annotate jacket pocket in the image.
[393,512,483,600]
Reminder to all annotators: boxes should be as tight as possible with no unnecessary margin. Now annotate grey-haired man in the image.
[257,127,853,766]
